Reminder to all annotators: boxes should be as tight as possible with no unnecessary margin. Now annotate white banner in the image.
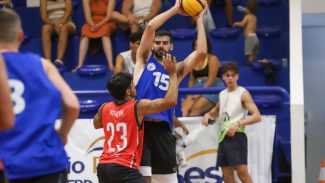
[62,116,275,183]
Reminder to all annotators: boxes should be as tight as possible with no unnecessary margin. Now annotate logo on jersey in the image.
[222,112,230,122]
[147,63,156,71]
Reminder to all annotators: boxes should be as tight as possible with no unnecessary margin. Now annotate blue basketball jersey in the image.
[135,55,175,130]
[0,52,68,179]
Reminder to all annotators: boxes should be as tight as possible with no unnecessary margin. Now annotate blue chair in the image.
[251,59,281,70]
[256,26,282,37]
[171,28,197,40]
[15,7,43,38]
[257,0,281,5]
[77,65,107,76]
[210,27,240,39]
[79,99,101,113]
[11,0,26,7]
[253,94,282,108]
[57,66,65,75]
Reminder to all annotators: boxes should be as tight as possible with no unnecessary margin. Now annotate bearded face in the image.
[152,36,173,60]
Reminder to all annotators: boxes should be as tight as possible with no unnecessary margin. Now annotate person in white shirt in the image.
[114,31,142,74]
[203,62,261,183]
[121,0,162,33]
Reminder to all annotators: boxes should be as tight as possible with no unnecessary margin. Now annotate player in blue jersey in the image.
[0,58,14,130]
[133,1,208,182]
[0,9,80,183]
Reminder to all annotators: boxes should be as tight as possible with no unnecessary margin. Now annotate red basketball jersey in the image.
[99,100,144,169]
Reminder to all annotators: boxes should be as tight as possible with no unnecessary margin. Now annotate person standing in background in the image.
[203,62,261,183]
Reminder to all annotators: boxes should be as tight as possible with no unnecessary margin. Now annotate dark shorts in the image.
[97,163,146,183]
[9,169,67,183]
[140,122,177,174]
[0,170,6,183]
[217,132,248,167]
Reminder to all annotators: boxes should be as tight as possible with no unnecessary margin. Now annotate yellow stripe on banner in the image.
[186,149,217,161]
[86,136,105,154]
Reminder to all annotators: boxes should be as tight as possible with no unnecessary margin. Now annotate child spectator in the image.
[234,1,276,85]
[233,0,258,64]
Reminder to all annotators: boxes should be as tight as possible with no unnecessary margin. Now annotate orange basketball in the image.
[180,0,206,17]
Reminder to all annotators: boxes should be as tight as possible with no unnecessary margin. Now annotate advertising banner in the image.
[64,116,275,183]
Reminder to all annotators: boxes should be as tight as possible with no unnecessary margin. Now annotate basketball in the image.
[180,0,206,17]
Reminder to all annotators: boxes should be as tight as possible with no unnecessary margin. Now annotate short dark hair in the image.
[130,31,143,43]
[222,62,239,75]
[247,0,258,14]
[107,72,133,100]
[192,37,211,53]
[155,29,173,43]
[0,9,21,43]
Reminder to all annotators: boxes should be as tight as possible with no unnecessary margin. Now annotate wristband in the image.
[237,121,241,127]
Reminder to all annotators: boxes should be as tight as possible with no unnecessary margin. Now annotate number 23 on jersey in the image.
[106,122,128,153]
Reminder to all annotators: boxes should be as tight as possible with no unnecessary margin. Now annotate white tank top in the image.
[132,0,153,17]
[218,86,247,142]
[120,50,135,74]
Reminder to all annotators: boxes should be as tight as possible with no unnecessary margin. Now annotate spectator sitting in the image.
[181,38,224,117]
[232,0,258,64]
[121,0,162,33]
[114,31,142,73]
[73,0,127,72]
[0,0,12,8]
[40,0,76,67]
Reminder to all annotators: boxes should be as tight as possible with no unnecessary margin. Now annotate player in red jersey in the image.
[93,53,178,183]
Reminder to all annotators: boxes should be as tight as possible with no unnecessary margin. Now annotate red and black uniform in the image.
[97,100,146,183]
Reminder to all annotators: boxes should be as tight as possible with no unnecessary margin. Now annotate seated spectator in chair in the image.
[73,0,128,72]
[0,0,12,8]
[232,0,258,64]
[182,38,224,117]
[121,0,162,33]
[40,0,76,67]
[114,31,142,74]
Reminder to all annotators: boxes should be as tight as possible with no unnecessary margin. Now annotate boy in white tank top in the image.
[114,32,142,74]
[203,62,261,183]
